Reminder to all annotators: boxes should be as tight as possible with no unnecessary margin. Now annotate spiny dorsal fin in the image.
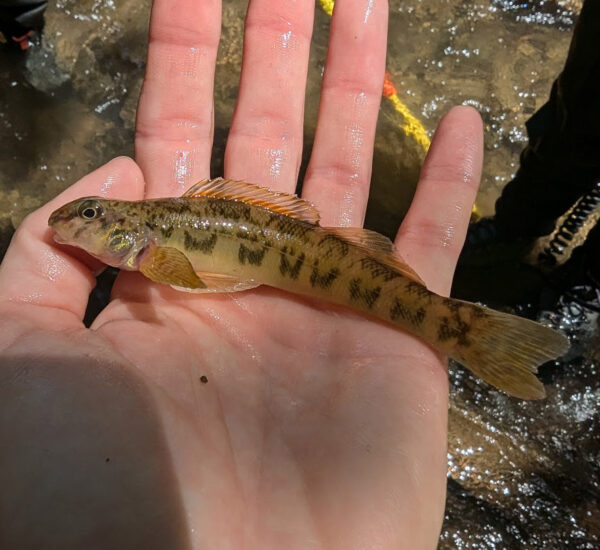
[183,178,320,225]
[328,227,426,286]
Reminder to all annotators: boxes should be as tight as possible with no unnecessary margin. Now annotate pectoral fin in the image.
[139,246,205,289]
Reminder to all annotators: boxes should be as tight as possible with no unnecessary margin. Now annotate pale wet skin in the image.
[1,0,598,548]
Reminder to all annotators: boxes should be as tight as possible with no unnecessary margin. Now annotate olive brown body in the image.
[49,184,570,400]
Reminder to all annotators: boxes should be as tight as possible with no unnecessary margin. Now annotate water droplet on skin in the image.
[100,174,116,195]
[280,30,297,50]
[264,148,284,178]
[363,0,375,24]
[40,250,69,282]
[174,149,195,188]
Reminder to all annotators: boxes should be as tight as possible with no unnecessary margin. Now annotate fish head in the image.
[48,197,149,268]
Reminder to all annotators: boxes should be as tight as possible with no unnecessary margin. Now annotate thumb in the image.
[0,157,145,325]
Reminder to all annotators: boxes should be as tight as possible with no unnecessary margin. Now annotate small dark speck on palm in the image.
[200,375,208,384]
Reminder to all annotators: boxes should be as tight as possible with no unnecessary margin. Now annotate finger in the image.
[0,158,145,322]
[224,0,314,192]
[135,0,221,198]
[395,106,483,296]
[301,0,388,227]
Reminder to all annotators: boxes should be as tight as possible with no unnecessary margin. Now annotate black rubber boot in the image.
[456,0,600,304]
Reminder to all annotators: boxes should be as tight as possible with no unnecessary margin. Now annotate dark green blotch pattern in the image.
[389,298,426,326]
[348,278,381,308]
[183,231,218,254]
[310,264,340,289]
[359,257,402,282]
[317,234,350,258]
[279,246,305,279]
[437,315,471,347]
[238,243,268,266]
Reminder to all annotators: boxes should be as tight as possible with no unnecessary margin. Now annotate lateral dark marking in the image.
[348,278,381,309]
[318,234,350,258]
[437,316,471,347]
[291,223,313,244]
[359,257,402,282]
[310,265,340,289]
[160,225,174,239]
[207,198,252,222]
[279,246,305,279]
[405,280,431,299]
[238,243,268,266]
[184,231,218,254]
[236,228,259,242]
[389,299,426,326]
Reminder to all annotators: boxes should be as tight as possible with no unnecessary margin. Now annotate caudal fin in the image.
[450,307,570,399]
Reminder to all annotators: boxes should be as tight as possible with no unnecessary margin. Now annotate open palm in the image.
[0,0,483,548]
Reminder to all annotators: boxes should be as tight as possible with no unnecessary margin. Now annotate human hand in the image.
[0,0,483,548]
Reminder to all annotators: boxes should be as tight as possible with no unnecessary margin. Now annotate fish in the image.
[48,178,569,399]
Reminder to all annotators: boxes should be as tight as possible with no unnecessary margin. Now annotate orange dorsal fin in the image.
[183,178,320,225]
[328,227,426,286]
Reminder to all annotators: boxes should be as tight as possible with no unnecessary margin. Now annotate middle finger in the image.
[224,0,315,193]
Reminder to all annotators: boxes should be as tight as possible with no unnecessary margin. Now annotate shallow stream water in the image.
[1,0,598,547]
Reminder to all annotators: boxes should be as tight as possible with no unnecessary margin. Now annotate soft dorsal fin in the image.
[183,178,320,225]
[328,227,395,253]
[328,227,426,286]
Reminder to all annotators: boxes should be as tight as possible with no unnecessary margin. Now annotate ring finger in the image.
[302,0,389,227]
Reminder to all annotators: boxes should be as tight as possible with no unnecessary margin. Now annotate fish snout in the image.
[48,208,61,227]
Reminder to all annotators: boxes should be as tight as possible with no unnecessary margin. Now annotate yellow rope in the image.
[383,80,431,152]
[319,0,429,153]
[319,0,334,17]
[387,94,431,150]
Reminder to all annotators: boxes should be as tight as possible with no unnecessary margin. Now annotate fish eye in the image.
[78,200,103,220]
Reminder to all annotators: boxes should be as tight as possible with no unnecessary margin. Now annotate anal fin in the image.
[172,272,260,294]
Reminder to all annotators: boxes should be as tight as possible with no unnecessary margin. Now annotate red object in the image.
[383,72,397,98]
[12,31,32,51]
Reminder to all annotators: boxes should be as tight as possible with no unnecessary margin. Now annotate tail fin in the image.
[449,307,570,399]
